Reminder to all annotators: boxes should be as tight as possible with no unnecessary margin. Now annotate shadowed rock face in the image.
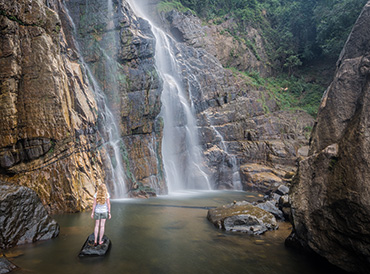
[287,2,370,273]
[0,183,59,249]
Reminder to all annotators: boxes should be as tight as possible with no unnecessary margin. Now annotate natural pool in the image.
[7,191,344,274]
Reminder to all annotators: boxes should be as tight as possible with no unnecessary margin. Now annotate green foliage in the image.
[228,68,324,117]
[160,0,367,71]
[157,1,192,13]
[314,0,368,58]
[157,0,366,116]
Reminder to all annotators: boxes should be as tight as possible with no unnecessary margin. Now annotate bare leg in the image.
[99,219,106,244]
[94,219,100,244]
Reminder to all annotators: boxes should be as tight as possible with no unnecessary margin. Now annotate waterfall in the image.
[127,0,211,192]
[183,73,243,191]
[63,0,127,197]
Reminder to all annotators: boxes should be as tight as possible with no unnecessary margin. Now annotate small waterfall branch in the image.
[63,0,127,197]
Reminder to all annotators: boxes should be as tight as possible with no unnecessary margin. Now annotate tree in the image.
[314,0,368,58]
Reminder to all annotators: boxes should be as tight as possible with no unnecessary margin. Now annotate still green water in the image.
[7,191,342,274]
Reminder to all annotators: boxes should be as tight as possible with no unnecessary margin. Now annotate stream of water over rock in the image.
[127,0,212,192]
[7,191,344,274]
[63,0,127,197]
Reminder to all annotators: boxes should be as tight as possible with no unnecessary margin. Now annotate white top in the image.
[94,192,110,213]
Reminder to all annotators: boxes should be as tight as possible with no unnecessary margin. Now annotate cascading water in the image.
[127,0,211,193]
[63,0,126,197]
[183,72,243,190]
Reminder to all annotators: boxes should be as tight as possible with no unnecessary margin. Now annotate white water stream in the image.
[127,0,211,192]
[63,0,126,197]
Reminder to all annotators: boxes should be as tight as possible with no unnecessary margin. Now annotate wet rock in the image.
[156,6,314,191]
[207,201,278,235]
[256,200,284,220]
[0,253,17,274]
[0,183,59,249]
[278,194,291,221]
[78,234,111,257]
[0,0,314,205]
[64,0,166,195]
[164,9,272,77]
[276,185,289,196]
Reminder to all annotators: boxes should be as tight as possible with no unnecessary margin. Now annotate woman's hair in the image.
[96,184,108,205]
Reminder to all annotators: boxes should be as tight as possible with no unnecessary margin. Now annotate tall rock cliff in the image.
[0,0,107,213]
[287,1,370,273]
[62,0,166,196]
[0,0,168,213]
[138,2,313,190]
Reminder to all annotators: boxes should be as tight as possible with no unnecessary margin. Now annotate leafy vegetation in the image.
[161,0,367,69]
[228,67,323,117]
[157,1,192,13]
[157,0,366,117]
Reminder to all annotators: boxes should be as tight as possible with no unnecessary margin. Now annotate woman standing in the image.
[91,184,111,245]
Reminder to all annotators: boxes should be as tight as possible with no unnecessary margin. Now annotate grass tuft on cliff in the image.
[227,67,324,117]
[157,1,193,14]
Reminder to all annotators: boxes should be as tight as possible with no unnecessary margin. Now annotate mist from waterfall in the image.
[63,0,126,197]
[127,0,211,193]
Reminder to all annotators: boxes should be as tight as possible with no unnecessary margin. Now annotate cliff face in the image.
[163,10,272,77]
[0,0,314,213]
[287,1,370,273]
[0,0,168,213]
[63,0,166,196]
[151,8,313,189]
[0,0,107,213]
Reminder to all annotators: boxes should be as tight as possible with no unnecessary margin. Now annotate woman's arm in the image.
[107,198,111,219]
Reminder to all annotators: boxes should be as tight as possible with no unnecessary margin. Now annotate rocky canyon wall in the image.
[0,0,108,213]
[0,0,169,213]
[287,1,370,273]
[146,6,314,190]
[62,0,166,196]
[0,0,314,214]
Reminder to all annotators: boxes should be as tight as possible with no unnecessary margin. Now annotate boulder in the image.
[78,234,111,257]
[207,201,278,235]
[239,163,284,192]
[0,183,59,249]
[276,184,289,196]
[256,200,284,220]
[0,253,17,274]
[287,2,370,273]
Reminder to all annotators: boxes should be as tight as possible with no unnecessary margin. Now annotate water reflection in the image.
[8,191,343,274]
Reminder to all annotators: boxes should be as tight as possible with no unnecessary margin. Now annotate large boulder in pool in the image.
[0,253,17,273]
[79,234,111,257]
[0,183,60,249]
[207,201,278,235]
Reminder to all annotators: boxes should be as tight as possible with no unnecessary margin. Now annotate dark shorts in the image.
[94,212,108,220]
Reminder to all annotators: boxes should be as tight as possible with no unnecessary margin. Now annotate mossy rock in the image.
[207,201,278,235]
